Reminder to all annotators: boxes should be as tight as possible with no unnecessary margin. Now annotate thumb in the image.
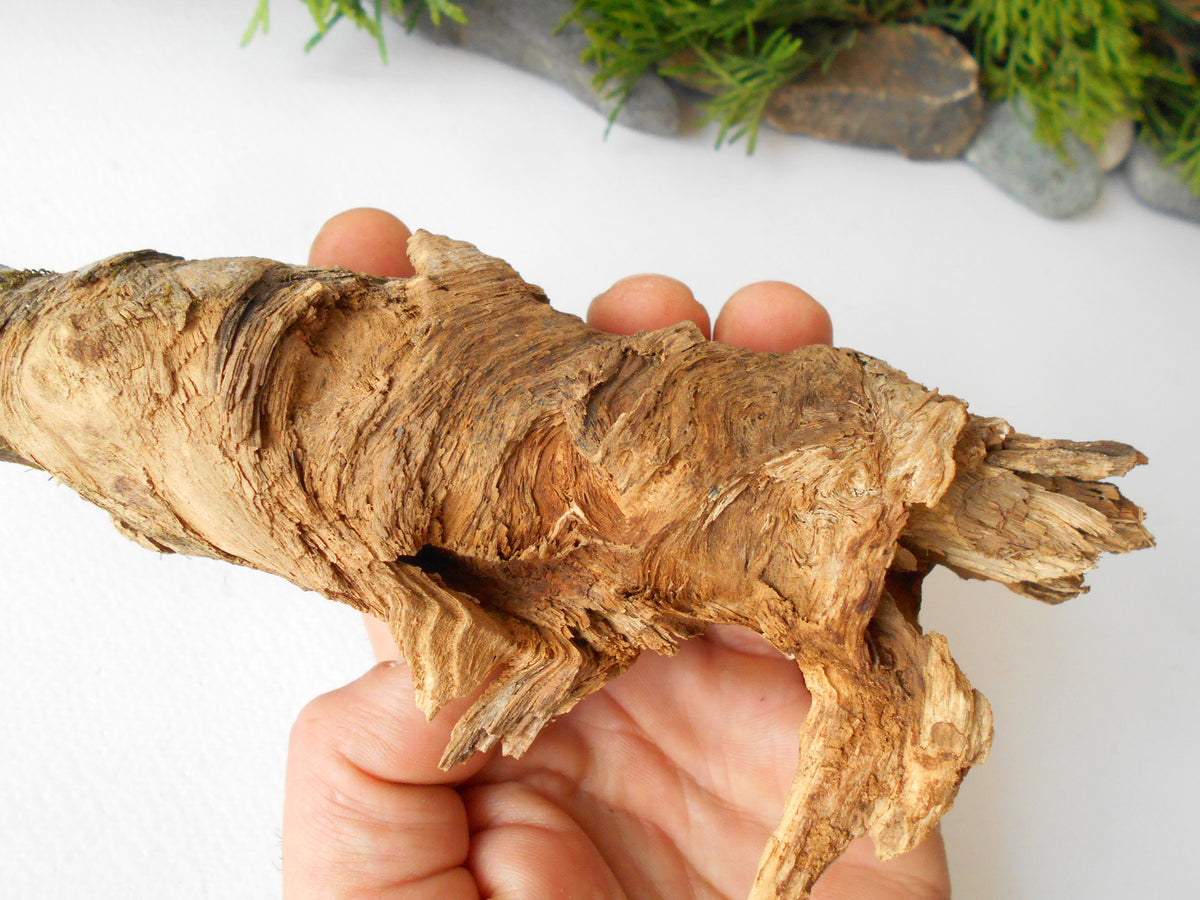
[282,660,490,899]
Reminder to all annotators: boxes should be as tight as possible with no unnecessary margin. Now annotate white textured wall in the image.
[1,3,1194,898]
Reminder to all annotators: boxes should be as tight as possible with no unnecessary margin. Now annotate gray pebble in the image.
[405,0,681,136]
[965,100,1103,218]
[1127,139,1200,223]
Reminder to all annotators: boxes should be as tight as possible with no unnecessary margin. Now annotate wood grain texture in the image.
[0,233,1152,897]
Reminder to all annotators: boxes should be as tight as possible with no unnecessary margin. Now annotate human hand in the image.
[282,208,950,899]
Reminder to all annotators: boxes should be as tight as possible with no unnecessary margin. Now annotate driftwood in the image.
[0,233,1151,897]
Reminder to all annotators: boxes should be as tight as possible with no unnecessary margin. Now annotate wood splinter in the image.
[0,233,1152,898]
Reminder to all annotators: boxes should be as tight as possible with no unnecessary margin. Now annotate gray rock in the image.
[1127,139,1200,223]
[763,25,982,159]
[404,0,681,136]
[965,100,1103,218]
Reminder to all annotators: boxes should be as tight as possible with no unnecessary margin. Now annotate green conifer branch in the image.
[243,0,465,56]
[1142,62,1200,187]
[250,0,1199,192]
[567,1,924,149]
[941,0,1157,151]
[243,0,272,44]
[1140,0,1200,190]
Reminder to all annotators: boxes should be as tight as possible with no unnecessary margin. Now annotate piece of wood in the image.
[0,233,1152,897]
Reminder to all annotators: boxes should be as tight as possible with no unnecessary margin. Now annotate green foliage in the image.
[567,1,932,149]
[243,0,466,59]
[657,29,844,149]
[933,0,1199,193]
[942,1,1157,151]
[1140,0,1200,191]
[250,0,1200,191]
[243,0,271,45]
[1142,62,1200,190]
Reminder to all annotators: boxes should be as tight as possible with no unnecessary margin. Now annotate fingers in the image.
[310,214,832,354]
[295,210,460,898]
[289,661,489,790]
[283,662,489,899]
[364,612,402,662]
[816,831,950,900]
[299,205,479,894]
[590,274,831,668]
[588,275,832,353]
[462,782,627,898]
[311,212,832,355]
[588,274,712,338]
[309,207,416,277]
[714,281,833,351]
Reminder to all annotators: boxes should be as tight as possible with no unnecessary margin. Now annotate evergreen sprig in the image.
[1143,62,1200,187]
[657,30,819,149]
[1141,0,1200,189]
[253,0,1200,192]
[567,1,929,149]
[244,0,465,58]
[944,1,1158,151]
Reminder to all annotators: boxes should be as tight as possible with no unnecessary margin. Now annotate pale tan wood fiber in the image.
[0,233,1152,897]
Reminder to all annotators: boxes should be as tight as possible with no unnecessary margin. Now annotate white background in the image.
[1,3,1196,898]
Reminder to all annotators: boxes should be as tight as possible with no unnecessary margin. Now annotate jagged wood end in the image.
[901,418,1152,604]
[752,415,1150,898]
[750,601,994,898]
[0,233,1153,900]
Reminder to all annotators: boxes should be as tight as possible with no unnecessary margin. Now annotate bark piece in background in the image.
[0,235,1151,898]
[764,25,983,159]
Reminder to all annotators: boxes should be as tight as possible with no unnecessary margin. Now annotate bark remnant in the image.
[0,233,1152,898]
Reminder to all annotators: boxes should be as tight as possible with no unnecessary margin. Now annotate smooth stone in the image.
[1127,139,1200,223]
[965,100,1103,218]
[405,0,681,136]
[764,25,983,159]
[1096,119,1134,171]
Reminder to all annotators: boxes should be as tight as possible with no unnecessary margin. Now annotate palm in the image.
[465,628,802,898]
[462,626,942,899]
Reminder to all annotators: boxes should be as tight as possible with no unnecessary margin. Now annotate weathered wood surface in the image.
[0,233,1151,897]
